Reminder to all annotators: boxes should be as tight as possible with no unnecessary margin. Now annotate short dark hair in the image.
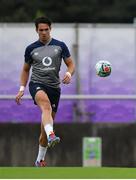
[35,16,52,29]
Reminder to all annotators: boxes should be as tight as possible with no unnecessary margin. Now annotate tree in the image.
[0,0,135,23]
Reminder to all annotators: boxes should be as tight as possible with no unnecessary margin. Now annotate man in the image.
[15,16,75,167]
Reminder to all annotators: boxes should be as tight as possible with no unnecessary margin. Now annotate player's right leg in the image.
[35,90,60,148]
[29,82,60,166]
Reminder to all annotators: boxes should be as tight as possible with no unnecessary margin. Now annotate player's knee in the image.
[42,101,52,112]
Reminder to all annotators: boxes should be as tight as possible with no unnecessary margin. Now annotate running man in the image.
[15,16,75,167]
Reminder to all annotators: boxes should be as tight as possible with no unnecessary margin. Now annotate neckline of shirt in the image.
[38,38,52,46]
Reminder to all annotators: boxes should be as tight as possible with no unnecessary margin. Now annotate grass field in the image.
[0,167,136,179]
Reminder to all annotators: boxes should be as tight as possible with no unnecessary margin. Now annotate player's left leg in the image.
[35,122,48,167]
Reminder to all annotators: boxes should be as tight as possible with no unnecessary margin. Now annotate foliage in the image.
[0,0,135,23]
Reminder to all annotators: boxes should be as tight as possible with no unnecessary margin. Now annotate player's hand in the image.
[15,91,24,105]
[62,72,71,84]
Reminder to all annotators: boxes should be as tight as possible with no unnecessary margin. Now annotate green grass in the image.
[0,167,136,179]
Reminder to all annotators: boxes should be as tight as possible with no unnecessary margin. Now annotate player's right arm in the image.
[15,63,31,105]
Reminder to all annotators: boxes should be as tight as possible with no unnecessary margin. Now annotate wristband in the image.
[19,86,25,92]
[66,72,71,78]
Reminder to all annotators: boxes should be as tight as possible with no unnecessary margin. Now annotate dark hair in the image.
[35,16,52,29]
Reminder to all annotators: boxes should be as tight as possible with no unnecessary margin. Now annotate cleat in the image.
[35,160,46,167]
[48,132,60,148]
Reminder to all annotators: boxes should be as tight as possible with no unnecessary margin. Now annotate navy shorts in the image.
[29,81,61,112]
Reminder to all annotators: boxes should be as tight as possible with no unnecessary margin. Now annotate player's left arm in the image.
[62,56,75,84]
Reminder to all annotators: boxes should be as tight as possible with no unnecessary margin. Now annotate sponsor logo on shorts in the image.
[52,104,56,108]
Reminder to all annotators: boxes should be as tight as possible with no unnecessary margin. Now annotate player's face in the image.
[36,23,51,43]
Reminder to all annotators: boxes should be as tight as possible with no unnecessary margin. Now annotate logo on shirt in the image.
[34,52,39,56]
[54,49,58,53]
[42,56,52,67]
[36,87,41,90]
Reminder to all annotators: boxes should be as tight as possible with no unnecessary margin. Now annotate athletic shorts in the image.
[29,81,61,112]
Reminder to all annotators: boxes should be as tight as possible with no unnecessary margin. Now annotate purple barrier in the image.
[85,100,136,123]
[0,100,41,123]
[0,99,76,123]
[0,98,135,123]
